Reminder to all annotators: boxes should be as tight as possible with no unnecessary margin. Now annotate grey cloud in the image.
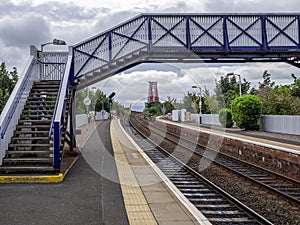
[94,10,139,33]
[1,1,106,23]
[204,0,300,12]
[162,1,192,13]
[0,14,51,48]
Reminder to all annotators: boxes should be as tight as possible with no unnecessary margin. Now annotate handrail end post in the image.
[53,122,61,171]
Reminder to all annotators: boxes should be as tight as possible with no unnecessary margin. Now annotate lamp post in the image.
[192,85,202,124]
[41,38,66,52]
[227,72,242,97]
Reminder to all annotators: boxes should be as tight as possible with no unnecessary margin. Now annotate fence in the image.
[191,114,300,135]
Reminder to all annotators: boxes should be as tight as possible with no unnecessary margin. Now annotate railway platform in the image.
[159,119,300,153]
[110,119,209,224]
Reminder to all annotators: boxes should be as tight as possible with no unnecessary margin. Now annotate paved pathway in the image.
[0,120,129,225]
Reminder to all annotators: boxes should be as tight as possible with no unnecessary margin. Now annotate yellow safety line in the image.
[0,173,64,184]
[110,120,158,225]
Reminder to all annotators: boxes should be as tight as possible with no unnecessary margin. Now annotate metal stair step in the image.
[30,90,58,93]
[0,166,54,173]
[24,105,54,109]
[18,120,51,123]
[20,115,53,119]
[9,143,52,147]
[3,158,53,163]
[26,101,56,104]
[11,137,49,141]
[14,130,49,134]
[34,81,60,85]
[29,93,58,96]
[27,97,57,100]
[22,110,54,113]
[16,125,51,129]
[32,85,60,88]
[5,150,51,155]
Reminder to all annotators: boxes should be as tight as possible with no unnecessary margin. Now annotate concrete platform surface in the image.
[111,119,211,225]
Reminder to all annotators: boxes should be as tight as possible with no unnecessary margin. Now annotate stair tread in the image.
[18,120,51,123]
[0,166,54,172]
[23,109,53,112]
[9,143,51,147]
[26,101,56,103]
[15,131,49,134]
[29,93,58,95]
[16,125,51,128]
[12,137,49,140]
[21,115,52,118]
[6,150,51,154]
[4,158,52,162]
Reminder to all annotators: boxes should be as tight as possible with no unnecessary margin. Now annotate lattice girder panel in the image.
[151,16,186,47]
[190,16,224,48]
[227,16,262,48]
[74,35,109,76]
[266,16,299,48]
[112,16,149,60]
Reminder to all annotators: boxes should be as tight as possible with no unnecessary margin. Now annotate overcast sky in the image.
[1,0,300,108]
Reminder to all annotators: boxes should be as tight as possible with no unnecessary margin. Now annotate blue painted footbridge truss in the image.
[73,13,300,88]
[1,13,300,171]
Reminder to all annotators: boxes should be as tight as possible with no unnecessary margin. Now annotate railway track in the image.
[124,116,273,225]
[130,114,300,206]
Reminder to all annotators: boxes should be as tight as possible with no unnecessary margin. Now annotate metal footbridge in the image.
[1,13,300,173]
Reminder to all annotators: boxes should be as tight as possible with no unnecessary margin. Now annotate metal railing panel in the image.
[52,54,73,170]
[0,56,37,164]
[40,52,68,80]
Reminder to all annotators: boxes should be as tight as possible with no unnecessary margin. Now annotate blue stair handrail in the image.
[0,56,37,164]
[51,54,73,170]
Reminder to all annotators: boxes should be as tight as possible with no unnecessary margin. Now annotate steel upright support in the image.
[69,86,77,151]
[53,121,61,171]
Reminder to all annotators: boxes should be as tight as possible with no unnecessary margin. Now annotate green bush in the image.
[231,95,262,130]
[218,108,234,128]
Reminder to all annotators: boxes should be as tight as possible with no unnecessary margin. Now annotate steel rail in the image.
[131,115,300,206]
[128,115,273,225]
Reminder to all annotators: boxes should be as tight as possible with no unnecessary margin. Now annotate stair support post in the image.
[69,87,77,151]
[53,121,61,171]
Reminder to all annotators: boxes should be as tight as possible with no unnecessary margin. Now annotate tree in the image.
[0,62,18,113]
[144,101,175,118]
[202,86,219,114]
[258,70,275,90]
[253,70,275,114]
[215,74,251,109]
[290,74,300,98]
[75,88,88,114]
[218,108,234,128]
[231,95,262,130]
[111,101,127,117]
[265,85,300,115]
[75,88,110,114]
[183,92,197,113]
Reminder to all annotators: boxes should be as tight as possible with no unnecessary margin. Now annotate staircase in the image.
[0,80,61,174]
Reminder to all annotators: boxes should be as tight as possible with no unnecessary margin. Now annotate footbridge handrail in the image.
[0,56,37,163]
[52,53,73,170]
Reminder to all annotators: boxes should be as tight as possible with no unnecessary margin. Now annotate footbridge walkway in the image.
[1,13,300,173]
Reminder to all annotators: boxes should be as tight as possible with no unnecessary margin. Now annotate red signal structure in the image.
[147,81,159,103]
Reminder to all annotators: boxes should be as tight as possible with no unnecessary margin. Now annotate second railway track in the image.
[130,113,300,206]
